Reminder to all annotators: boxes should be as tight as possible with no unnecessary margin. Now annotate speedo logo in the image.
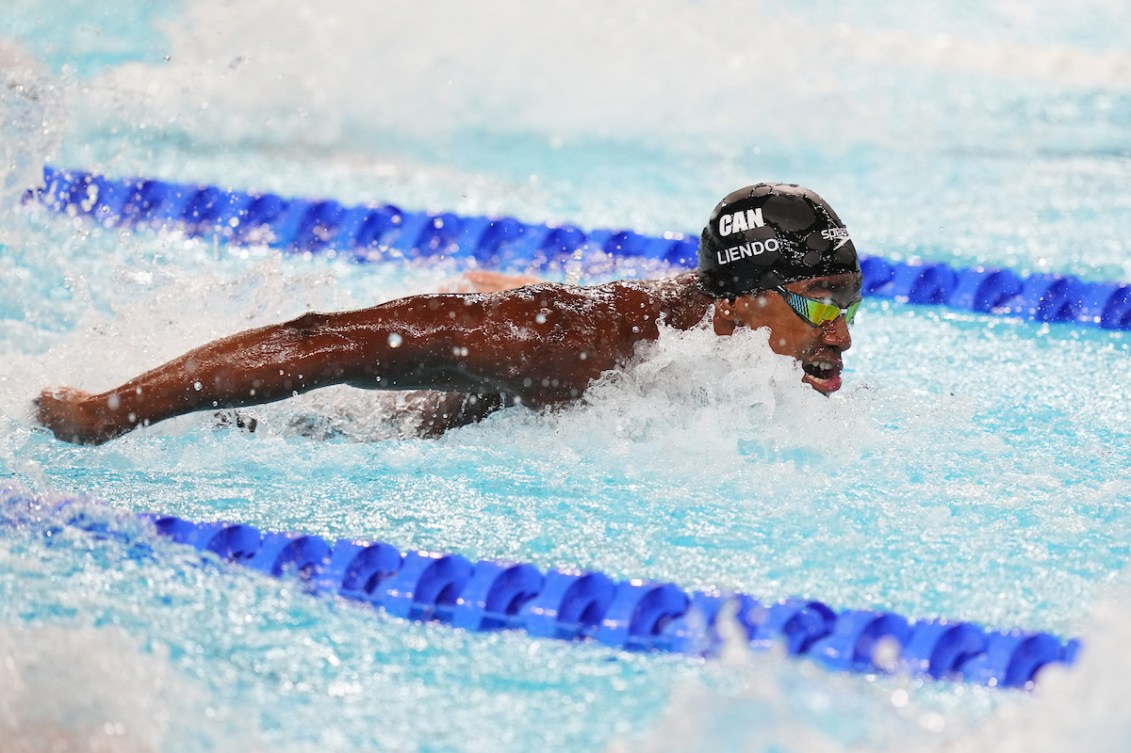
[715,237,780,265]
[821,227,851,249]
[717,208,765,237]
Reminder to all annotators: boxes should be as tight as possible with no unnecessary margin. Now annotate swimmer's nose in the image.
[821,314,852,351]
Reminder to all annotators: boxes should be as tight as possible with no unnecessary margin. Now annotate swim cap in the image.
[697,183,860,298]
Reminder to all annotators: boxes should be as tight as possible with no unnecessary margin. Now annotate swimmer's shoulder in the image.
[466,273,700,326]
[507,274,693,309]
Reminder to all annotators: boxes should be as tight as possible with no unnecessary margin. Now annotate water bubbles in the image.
[871,635,903,672]
[387,333,403,348]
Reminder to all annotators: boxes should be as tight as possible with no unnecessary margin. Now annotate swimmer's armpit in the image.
[413,391,507,436]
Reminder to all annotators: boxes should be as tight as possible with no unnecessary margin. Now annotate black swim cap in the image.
[697,183,860,298]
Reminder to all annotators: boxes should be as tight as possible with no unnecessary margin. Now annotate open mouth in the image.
[802,360,843,393]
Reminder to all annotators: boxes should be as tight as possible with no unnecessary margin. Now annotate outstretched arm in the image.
[36,279,652,445]
[35,294,496,444]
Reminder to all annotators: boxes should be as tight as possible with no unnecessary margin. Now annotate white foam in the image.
[0,622,261,752]
[81,1,1131,149]
[471,320,879,491]
[59,0,1131,202]
[606,581,1131,753]
[0,40,62,220]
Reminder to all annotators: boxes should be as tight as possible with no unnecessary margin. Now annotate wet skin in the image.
[35,271,862,444]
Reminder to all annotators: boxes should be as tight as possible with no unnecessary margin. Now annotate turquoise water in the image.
[2,2,1131,752]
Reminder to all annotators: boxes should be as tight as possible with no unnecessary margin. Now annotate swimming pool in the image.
[3,1,1131,751]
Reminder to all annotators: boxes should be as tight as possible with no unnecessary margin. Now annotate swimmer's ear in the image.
[712,297,740,335]
[713,293,768,335]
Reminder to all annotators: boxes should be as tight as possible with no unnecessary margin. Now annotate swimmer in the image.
[35,183,863,444]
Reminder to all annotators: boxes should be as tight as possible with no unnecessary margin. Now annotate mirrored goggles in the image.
[774,287,861,327]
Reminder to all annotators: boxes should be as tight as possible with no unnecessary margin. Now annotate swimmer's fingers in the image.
[34,387,75,431]
[35,386,91,408]
[35,386,80,415]
[33,387,108,444]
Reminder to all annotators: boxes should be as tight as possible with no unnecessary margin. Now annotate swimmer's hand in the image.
[443,270,542,294]
[35,387,125,445]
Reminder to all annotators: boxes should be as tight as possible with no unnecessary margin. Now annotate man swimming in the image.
[35,183,863,444]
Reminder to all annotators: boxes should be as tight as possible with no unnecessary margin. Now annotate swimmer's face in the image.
[713,273,863,394]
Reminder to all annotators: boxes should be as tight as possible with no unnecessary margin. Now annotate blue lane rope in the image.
[30,166,1131,331]
[2,489,1080,689]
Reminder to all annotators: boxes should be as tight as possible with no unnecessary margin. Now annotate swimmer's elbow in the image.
[273,307,468,391]
[282,311,332,334]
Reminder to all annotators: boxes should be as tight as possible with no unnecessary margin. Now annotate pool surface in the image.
[2,2,1131,751]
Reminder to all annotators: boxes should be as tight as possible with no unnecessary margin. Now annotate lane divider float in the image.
[31,166,1131,331]
[2,489,1080,689]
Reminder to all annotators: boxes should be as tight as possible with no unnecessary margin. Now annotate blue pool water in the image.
[2,2,1131,751]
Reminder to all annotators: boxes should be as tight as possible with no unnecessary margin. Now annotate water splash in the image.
[0,40,62,220]
[606,580,1131,753]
